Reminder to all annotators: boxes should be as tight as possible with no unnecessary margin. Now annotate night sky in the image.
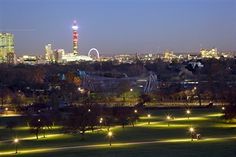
[0,0,236,56]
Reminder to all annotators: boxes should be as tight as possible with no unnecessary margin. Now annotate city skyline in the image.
[0,0,236,55]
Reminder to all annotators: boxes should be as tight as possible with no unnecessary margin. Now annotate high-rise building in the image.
[0,33,15,63]
[54,49,65,63]
[72,20,79,55]
[45,44,54,62]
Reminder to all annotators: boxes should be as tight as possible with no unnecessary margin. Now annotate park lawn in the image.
[1,138,236,157]
[0,108,236,157]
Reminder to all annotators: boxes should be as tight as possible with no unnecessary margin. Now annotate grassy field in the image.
[0,107,236,157]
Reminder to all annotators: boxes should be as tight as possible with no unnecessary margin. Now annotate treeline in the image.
[25,105,141,139]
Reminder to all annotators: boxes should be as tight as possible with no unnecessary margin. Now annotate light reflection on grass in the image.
[174,117,208,121]
[205,113,223,117]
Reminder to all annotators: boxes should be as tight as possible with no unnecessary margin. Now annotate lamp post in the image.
[99,117,103,128]
[99,117,103,123]
[186,110,191,119]
[14,138,19,154]
[147,114,151,124]
[166,115,171,126]
[108,131,113,146]
[5,107,8,115]
[189,127,195,141]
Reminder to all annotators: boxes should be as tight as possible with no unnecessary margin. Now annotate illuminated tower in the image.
[72,20,79,55]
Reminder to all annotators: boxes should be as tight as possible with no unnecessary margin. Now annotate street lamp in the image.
[5,107,8,115]
[189,127,195,141]
[108,131,113,146]
[14,138,19,153]
[88,109,91,112]
[134,109,138,113]
[99,117,103,125]
[186,110,191,119]
[130,88,133,92]
[166,115,171,126]
[222,107,225,111]
[147,114,151,124]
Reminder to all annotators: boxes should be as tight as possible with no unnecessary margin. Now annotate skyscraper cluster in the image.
[44,20,92,63]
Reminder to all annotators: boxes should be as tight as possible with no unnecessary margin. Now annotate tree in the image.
[223,87,236,120]
[62,106,99,140]
[29,117,43,139]
[28,114,53,139]
[113,107,132,128]
[0,88,12,107]
[116,80,132,104]
[11,91,26,112]
[137,94,151,107]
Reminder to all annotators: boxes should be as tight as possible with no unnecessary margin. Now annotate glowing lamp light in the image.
[147,114,151,124]
[186,110,191,114]
[134,109,138,113]
[99,117,103,124]
[108,131,113,137]
[14,138,19,143]
[167,116,171,120]
[222,107,225,110]
[189,127,195,133]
